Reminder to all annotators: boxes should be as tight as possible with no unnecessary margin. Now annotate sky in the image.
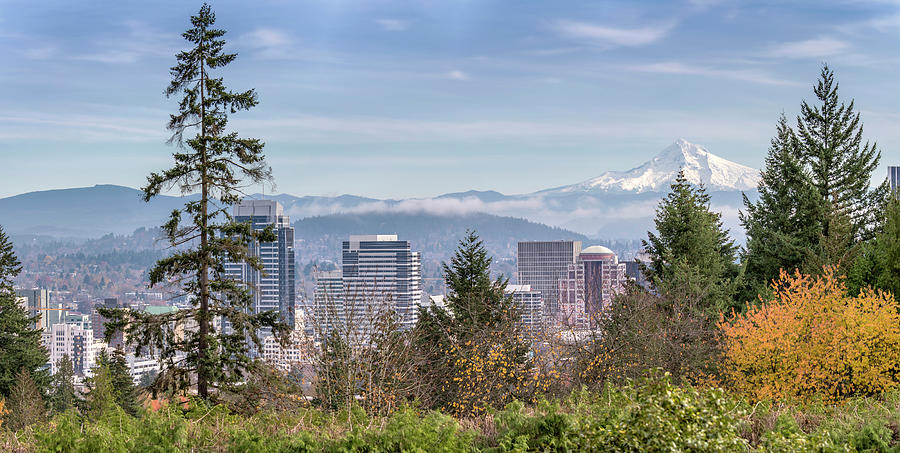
[2,0,900,199]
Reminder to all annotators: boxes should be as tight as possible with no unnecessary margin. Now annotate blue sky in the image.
[2,0,899,199]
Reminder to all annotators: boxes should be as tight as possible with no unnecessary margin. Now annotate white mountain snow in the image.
[549,138,760,194]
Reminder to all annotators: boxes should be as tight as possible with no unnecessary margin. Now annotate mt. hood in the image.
[550,138,760,194]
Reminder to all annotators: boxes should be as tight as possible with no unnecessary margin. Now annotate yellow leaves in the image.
[720,266,900,403]
[0,397,5,429]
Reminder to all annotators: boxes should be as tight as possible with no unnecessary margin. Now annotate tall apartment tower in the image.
[225,200,297,328]
[517,240,581,315]
[890,166,900,192]
[341,235,422,336]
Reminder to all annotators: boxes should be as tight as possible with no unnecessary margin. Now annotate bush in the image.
[721,267,900,403]
[492,374,748,452]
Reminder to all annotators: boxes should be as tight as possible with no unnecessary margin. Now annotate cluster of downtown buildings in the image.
[15,290,162,387]
[219,200,646,366]
[14,166,899,383]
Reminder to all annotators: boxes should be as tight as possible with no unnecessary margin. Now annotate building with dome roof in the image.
[557,244,626,328]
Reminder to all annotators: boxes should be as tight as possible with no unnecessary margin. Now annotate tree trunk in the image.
[197,42,210,399]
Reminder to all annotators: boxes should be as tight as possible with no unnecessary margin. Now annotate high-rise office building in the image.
[92,297,123,348]
[517,241,581,315]
[341,235,422,336]
[313,270,344,337]
[890,166,900,193]
[556,245,626,328]
[580,246,626,315]
[16,288,60,331]
[224,200,297,328]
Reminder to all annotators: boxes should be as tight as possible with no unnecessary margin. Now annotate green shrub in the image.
[328,408,474,453]
[493,374,747,452]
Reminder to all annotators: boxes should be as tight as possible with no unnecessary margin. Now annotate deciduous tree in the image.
[721,267,900,403]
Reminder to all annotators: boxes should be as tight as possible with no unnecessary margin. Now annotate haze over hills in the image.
[0,139,759,242]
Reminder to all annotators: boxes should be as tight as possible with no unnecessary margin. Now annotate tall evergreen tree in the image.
[848,195,900,297]
[0,225,49,397]
[83,360,117,419]
[413,230,529,411]
[803,198,859,276]
[108,348,140,416]
[643,171,740,312]
[441,230,514,327]
[49,355,77,413]
[5,368,46,430]
[739,115,823,302]
[796,64,886,240]
[100,4,284,400]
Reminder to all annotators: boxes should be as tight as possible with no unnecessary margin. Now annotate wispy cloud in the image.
[524,47,581,56]
[447,69,470,80]
[0,111,162,142]
[552,20,673,47]
[71,20,174,64]
[762,37,849,59]
[238,28,293,58]
[22,46,56,60]
[234,112,772,145]
[236,28,341,62]
[626,61,797,86]
[375,18,409,32]
[242,29,291,48]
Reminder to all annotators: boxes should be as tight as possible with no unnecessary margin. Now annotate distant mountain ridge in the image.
[0,139,759,240]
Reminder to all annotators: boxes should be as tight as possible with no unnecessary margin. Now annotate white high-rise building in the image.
[505,285,544,336]
[341,235,422,337]
[224,200,296,328]
[46,323,96,376]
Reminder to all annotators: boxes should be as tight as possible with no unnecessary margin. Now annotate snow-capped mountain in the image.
[551,138,760,194]
[1,139,760,241]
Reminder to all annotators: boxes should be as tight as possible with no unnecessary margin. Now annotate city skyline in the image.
[3,0,900,199]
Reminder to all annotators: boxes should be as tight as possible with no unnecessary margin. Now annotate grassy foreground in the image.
[4,376,900,452]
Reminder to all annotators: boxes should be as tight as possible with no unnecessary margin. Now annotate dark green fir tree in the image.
[848,195,900,297]
[739,115,823,303]
[0,225,49,398]
[797,64,886,241]
[99,3,285,400]
[441,230,515,328]
[413,231,530,411]
[49,354,77,413]
[643,171,740,312]
[108,347,140,416]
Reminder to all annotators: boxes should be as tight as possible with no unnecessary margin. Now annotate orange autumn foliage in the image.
[720,267,900,403]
